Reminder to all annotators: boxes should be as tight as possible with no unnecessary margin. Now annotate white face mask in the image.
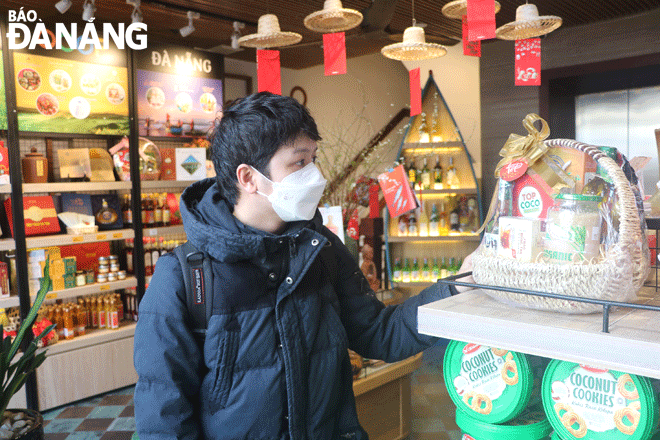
[254,163,327,222]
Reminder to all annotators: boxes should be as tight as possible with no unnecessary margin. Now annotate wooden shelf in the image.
[0,238,15,251]
[0,296,21,309]
[26,229,134,248]
[387,234,480,243]
[34,277,138,303]
[412,188,478,195]
[140,180,194,190]
[22,182,132,193]
[353,353,423,396]
[0,185,11,194]
[40,321,136,356]
[418,286,660,380]
[144,225,185,237]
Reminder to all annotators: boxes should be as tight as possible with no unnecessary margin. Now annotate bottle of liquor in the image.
[411,258,420,282]
[98,297,107,329]
[440,257,448,279]
[408,160,417,190]
[439,199,450,235]
[446,157,460,189]
[402,258,411,283]
[431,104,442,142]
[161,193,171,226]
[419,113,430,143]
[109,297,120,330]
[96,198,118,227]
[418,203,429,237]
[397,214,409,237]
[421,258,431,282]
[431,258,440,281]
[146,194,155,227]
[151,237,160,271]
[125,239,134,274]
[421,158,432,190]
[448,257,457,276]
[407,210,418,236]
[392,258,402,283]
[433,157,443,190]
[458,196,470,233]
[429,203,440,236]
[450,198,461,232]
[144,238,153,276]
[141,193,147,225]
[122,194,132,227]
[154,194,163,227]
[467,198,479,233]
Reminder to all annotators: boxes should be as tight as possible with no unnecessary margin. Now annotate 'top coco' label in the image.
[551,365,636,435]
[454,344,507,403]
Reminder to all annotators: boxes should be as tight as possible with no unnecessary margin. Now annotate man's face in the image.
[264,135,318,184]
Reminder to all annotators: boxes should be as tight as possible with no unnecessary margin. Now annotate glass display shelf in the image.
[38,321,137,356]
[31,277,138,303]
[26,229,134,248]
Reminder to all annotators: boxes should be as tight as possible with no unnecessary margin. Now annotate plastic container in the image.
[542,359,659,440]
[443,340,548,424]
[457,405,552,440]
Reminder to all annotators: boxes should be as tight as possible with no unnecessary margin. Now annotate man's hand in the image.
[454,252,475,293]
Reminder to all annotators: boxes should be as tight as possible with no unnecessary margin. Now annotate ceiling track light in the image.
[180,10,200,37]
[55,0,73,14]
[82,0,96,22]
[127,0,143,23]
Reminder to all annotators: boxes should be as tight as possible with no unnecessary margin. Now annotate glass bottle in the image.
[421,258,430,282]
[421,158,432,190]
[122,194,132,228]
[144,238,153,276]
[96,198,118,227]
[98,296,107,329]
[418,113,430,143]
[125,239,134,274]
[440,257,448,279]
[407,210,418,236]
[429,203,440,237]
[76,299,87,336]
[392,258,402,283]
[63,305,75,340]
[397,214,409,237]
[151,237,160,271]
[161,193,171,226]
[90,297,99,328]
[141,193,147,225]
[431,258,440,281]
[411,258,420,282]
[439,199,449,235]
[433,157,443,190]
[446,157,460,189]
[418,203,429,237]
[109,298,119,330]
[154,194,163,227]
[54,306,65,339]
[458,196,470,233]
[467,198,480,233]
[402,258,411,283]
[408,160,417,190]
[450,198,461,232]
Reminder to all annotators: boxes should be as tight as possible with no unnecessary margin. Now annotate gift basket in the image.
[472,114,650,314]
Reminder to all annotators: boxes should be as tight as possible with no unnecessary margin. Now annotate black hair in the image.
[209,92,321,206]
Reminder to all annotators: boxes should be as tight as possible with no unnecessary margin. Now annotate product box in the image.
[0,142,9,185]
[4,196,61,237]
[512,171,556,219]
[498,216,543,262]
[542,146,597,193]
[176,147,206,181]
[377,164,419,218]
[160,148,177,180]
[59,242,111,272]
[0,262,9,298]
[166,193,182,225]
[60,193,93,216]
[63,274,76,289]
[57,148,91,180]
[91,194,123,230]
[63,256,77,276]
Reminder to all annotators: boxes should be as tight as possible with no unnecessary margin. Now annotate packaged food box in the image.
[4,196,61,237]
[0,262,9,298]
[160,148,176,180]
[542,146,597,193]
[63,257,77,276]
[498,216,543,263]
[512,172,556,220]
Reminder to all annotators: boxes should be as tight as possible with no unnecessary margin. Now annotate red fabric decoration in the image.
[515,38,541,86]
[323,32,347,76]
[257,50,282,95]
[409,68,421,116]
[467,0,496,41]
[462,16,481,57]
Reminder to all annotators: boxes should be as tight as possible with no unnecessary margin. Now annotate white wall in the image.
[403,43,481,176]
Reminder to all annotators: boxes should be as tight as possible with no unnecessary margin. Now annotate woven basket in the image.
[472,139,650,314]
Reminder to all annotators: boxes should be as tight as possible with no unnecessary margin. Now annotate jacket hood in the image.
[179,178,324,263]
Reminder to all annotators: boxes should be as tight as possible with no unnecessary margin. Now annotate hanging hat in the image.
[237,14,303,48]
[381,26,447,61]
[496,3,562,40]
[441,0,501,19]
[304,0,363,33]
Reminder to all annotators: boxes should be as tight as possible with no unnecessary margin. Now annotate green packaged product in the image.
[456,405,553,440]
[443,340,548,424]
[542,360,659,440]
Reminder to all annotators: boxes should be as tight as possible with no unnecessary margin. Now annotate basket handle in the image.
[544,139,638,252]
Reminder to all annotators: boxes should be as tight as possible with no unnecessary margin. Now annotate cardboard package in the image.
[4,196,61,237]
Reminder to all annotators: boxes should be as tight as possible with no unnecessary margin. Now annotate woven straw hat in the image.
[237,14,303,48]
[304,0,363,33]
[381,26,447,61]
[496,3,562,40]
[441,0,501,19]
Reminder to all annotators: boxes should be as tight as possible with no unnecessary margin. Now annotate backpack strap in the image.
[174,242,214,335]
[318,239,339,293]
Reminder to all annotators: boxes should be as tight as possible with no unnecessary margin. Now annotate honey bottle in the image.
[62,305,75,340]
[54,306,65,339]
[76,301,87,335]
[85,297,93,329]
[90,297,99,328]
[115,293,124,321]
[109,298,119,330]
[104,296,111,329]
[98,296,106,329]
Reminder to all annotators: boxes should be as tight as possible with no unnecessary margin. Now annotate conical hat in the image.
[381,26,447,61]
[441,0,501,19]
[496,3,562,40]
[304,0,363,33]
[238,14,303,48]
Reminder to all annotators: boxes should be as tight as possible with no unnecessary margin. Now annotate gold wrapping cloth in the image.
[494,113,550,177]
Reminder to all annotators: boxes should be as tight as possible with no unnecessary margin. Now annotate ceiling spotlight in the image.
[179,11,200,37]
[82,0,96,22]
[231,21,245,49]
[127,0,142,23]
[55,0,72,14]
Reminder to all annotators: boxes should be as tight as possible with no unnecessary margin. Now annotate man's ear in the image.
[236,164,257,194]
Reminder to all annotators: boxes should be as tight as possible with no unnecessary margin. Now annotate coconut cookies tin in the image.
[443,340,548,424]
[542,360,659,440]
[456,405,552,440]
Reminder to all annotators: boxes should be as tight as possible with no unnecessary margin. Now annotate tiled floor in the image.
[42,345,457,440]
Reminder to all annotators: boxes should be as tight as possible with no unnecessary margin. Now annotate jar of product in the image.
[117,270,127,280]
[98,264,109,274]
[108,255,119,265]
[98,256,109,265]
[75,271,86,287]
[542,360,659,440]
[543,194,602,264]
[96,273,108,283]
[456,405,552,440]
[110,263,120,273]
[86,270,95,285]
[443,340,548,424]
[107,272,117,282]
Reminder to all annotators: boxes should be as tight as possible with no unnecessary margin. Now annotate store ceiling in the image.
[5,0,660,69]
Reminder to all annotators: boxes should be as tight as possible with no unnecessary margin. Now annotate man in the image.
[134,92,473,440]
